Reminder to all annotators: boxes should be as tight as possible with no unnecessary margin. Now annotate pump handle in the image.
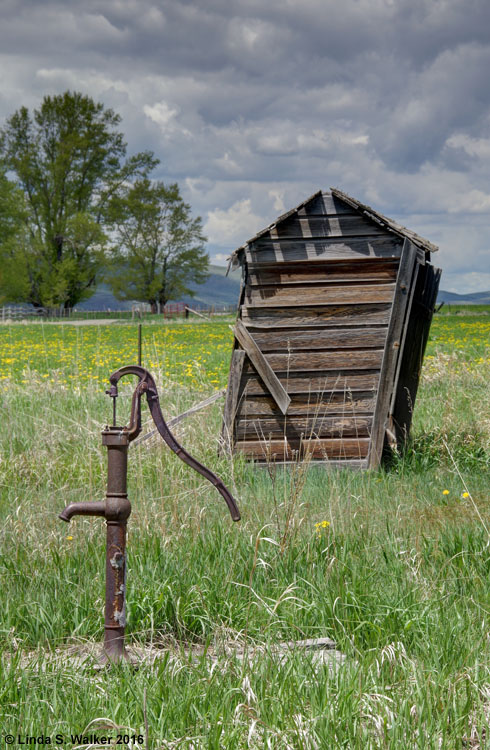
[108,366,240,521]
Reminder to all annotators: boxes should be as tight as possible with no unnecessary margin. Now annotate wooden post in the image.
[185,306,211,321]
[233,320,291,415]
[389,263,441,445]
[220,350,246,455]
[368,240,419,469]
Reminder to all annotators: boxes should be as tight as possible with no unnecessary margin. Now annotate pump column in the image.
[101,428,132,663]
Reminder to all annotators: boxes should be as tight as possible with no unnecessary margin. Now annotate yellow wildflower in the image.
[315,520,330,537]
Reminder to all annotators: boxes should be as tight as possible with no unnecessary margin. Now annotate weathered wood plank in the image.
[272,215,385,238]
[299,192,354,216]
[242,371,380,395]
[368,240,419,469]
[247,259,399,286]
[242,304,392,328]
[233,320,291,415]
[331,188,439,256]
[235,415,372,439]
[250,327,387,351]
[389,262,420,424]
[242,349,383,372]
[254,458,369,469]
[237,392,377,417]
[390,263,441,445]
[246,237,403,264]
[235,437,370,460]
[220,349,245,454]
[245,283,395,307]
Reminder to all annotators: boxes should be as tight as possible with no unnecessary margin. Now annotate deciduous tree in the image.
[0,168,29,304]
[0,91,157,308]
[108,179,209,313]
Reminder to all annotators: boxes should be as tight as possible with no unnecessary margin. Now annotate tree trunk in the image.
[150,301,158,314]
[54,234,64,262]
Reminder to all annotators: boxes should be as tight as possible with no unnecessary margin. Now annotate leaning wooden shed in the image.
[221,188,441,469]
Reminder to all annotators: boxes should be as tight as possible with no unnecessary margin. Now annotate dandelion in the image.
[442,490,449,495]
[462,492,470,498]
[66,535,73,541]
[315,520,330,538]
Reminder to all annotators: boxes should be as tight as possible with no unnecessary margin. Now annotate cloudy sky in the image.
[1,0,490,292]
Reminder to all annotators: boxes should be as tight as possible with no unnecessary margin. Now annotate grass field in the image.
[0,309,489,748]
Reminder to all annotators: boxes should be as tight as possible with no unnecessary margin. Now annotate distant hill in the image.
[437,289,490,305]
[75,264,242,311]
[74,266,489,311]
[180,264,242,307]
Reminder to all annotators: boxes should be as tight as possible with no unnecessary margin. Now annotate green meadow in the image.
[0,308,489,748]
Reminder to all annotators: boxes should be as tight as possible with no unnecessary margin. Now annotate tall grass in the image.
[0,313,489,747]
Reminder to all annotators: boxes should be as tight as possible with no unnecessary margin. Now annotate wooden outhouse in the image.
[221,188,441,469]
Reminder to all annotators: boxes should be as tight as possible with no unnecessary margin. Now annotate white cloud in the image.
[448,189,490,214]
[143,101,179,128]
[204,199,266,246]
[446,134,490,160]
[1,0,490,290]
[441,272,490,295]
[215,152,241,175]
[211,253,231,265]
[269,189,285,212]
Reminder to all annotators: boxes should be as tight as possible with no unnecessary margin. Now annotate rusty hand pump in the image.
[59,366,240,663]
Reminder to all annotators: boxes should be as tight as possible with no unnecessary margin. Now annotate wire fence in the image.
[0,303,237,322]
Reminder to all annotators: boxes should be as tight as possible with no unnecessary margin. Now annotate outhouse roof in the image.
[229,188,438,270]
[330,188,438,254]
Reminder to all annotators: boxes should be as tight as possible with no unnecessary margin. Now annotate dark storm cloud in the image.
[373,42,490,171]
[1,0,490,291]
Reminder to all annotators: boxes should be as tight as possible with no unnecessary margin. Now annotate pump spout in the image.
[59,501,107,523]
